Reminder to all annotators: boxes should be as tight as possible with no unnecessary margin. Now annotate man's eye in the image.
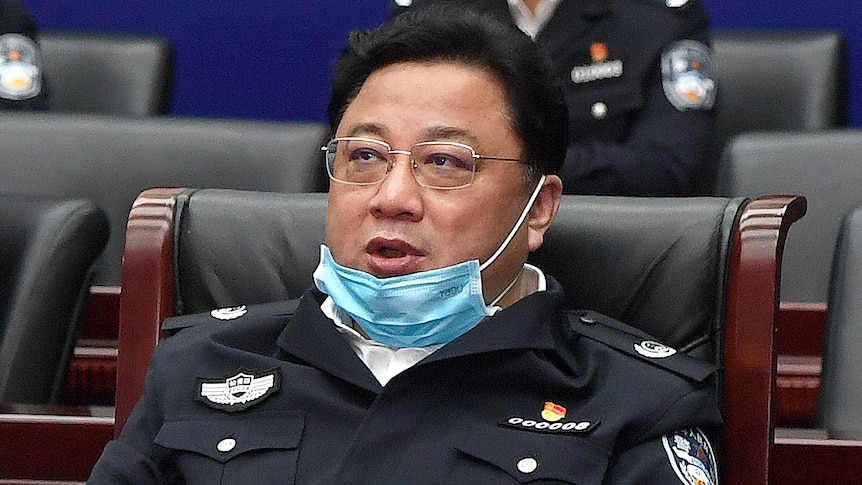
[351,148,385,162]
[425,153,471,170]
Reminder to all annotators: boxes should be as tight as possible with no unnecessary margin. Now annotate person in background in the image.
[88,5,719,483]
[0,0,47,110]
[393,0,717,196]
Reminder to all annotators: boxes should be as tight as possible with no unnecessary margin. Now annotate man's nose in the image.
[370,153,424,220]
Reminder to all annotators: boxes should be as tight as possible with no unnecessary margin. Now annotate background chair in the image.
[768,206,862,485]
[115,187,804,484]
[0,193,109,404]
[0,112,330,287]
[715,129,862,304]
[711,30,848,152]
[817,205,862,437]
[38,31,175,116]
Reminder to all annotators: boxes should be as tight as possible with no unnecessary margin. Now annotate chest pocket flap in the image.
[566,83,644,122]
[155,411,304,463]
[456,426,609,484]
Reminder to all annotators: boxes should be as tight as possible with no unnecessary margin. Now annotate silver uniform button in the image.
[591,101,608,119]
[579,315,597,325]
[517,457,538,473]
[217,438,236,452]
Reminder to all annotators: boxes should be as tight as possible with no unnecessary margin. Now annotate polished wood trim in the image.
[79,286,121,340]
[773,428,862,484]
[0,481,84,484]
[723,195,807,485]
[775,355,821,427]
[778,301,827,356]
[114,187,185,437]
[64,344,117,405]
[0,405,113,481]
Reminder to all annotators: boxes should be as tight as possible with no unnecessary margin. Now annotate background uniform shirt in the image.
[394,0,718,196]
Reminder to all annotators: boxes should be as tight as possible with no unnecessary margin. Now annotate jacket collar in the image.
[276,278,567,391]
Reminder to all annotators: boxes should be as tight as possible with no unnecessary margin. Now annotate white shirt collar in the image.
[507,0,563,39]
[322,263,548,386]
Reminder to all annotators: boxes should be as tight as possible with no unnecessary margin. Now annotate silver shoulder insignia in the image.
[210,305,248,320]
[634,340,677,359]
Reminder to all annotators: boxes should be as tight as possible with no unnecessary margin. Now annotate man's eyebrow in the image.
[343,124,479,144]
[423,126,478,144]
[346,122,386,137]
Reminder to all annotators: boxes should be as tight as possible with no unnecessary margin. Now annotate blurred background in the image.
[22,0,860,126]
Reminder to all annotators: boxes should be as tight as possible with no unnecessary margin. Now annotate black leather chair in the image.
[712,30,848,151]
[715,129,862,304]
[0,193,109,403]
[38,31,175,116]
[115,187,804,484]
[0,112,330,286]
[817,205,862,437]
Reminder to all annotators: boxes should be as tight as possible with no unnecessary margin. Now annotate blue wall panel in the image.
[22,1,860,126]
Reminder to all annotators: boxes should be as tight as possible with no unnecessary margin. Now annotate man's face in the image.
[326,61,546,302]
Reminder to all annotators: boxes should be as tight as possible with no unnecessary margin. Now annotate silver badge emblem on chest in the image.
[196,369,281,412]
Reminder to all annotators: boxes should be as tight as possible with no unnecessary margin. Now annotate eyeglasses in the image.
[322,137,524,190]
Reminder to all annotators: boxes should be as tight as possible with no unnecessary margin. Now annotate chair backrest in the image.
[817,205,862,436]
[38,31,174,116]
[711,30,848,151]
[0,112,330,286]
[117,187,805,484]
[715,129,862,303]
[0,193,109,403]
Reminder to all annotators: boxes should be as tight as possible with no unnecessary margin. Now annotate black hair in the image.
[327,4,568,175]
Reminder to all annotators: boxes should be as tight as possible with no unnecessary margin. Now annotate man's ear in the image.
[527,175,562,251]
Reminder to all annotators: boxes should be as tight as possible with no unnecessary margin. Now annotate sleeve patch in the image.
[0,33,42,101]
[662,428,718,485]
[661,40,716,111]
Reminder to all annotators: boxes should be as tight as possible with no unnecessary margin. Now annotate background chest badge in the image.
[196,368,281,412]
[570,42,623,84]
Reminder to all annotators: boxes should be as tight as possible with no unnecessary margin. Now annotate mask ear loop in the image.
[479,175,546,272]
[480,175,546,307]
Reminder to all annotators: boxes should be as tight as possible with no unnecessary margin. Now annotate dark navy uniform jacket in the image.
[88,278,721,484]
[393,0,717,196]
[0,0,47,110]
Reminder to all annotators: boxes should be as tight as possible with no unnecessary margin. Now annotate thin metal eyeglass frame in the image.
[321,136,525,190]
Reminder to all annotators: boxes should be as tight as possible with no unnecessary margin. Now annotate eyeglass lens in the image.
[325,138,476,189]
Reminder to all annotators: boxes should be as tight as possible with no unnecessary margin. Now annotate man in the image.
[0,0,47,110]
[393,0,718,196]
[88,5,719,483]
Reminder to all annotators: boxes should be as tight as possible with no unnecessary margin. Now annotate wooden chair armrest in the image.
[115,187,186,436]
[723,195,807,485]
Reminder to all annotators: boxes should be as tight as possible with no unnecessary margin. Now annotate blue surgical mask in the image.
[313,176,546,348]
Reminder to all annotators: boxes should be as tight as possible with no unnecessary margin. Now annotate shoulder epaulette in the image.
[567,310,719,382]
[161,298,301,336]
